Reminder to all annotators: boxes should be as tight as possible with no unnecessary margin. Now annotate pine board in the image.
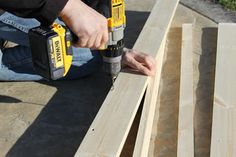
[133,40,166,157]
[210,23,236,157]
[177,24,194,157]
[74,0,179,156]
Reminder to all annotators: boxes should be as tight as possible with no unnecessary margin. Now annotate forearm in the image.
[0,0,68,25]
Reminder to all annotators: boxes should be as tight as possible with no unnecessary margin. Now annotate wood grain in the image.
[177,24,194,157]
[210,23,236,157]
[133,40,166,157]
[74,0,179,156]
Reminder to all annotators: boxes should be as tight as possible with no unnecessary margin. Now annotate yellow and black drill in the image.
[28,0,126,82]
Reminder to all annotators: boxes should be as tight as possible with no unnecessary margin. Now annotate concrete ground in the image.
[0,0,234,157]
[181,0,236,23]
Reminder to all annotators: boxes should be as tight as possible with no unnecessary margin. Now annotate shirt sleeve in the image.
[0,0,69,26]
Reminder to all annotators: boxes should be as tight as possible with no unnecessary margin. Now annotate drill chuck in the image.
[103,55,122,77]
[101,39,124,77]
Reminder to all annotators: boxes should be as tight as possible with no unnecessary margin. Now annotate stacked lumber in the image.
[177,23,236,157]
[74,0,179,156]
[73,1,236,156]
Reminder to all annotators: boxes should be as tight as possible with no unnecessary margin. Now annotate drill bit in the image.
[110,75,117,91]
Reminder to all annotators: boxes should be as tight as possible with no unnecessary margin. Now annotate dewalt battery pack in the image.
[28,23,73,80]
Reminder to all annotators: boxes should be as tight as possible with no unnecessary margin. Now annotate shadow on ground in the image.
[5,11,150,157]
[0,95,22,103]
[6,73,111,157]
[194,27,217,157]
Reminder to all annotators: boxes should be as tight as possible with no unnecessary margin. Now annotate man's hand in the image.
[59,0,108,49]
[122,48,156,76]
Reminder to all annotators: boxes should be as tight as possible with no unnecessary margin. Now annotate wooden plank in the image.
[177,24,194,157]
[74,0,179,156]
[210,23,236,157]
[133,39,166,157]
[147,25,182,157]
[148,5,218,157]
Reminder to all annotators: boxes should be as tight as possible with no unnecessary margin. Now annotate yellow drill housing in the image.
[29,23,73,80]
[108,0,126,29]
[101,0,126,80]
[51,23,73,76]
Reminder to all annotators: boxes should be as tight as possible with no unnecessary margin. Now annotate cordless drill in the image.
[98,0,126,83]
[28,0,126,82]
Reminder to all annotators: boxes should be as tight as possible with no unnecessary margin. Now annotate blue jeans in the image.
[0,12,102,81]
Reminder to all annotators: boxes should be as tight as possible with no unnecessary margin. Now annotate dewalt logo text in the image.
[55,41,62,62]
[52,37,63,68]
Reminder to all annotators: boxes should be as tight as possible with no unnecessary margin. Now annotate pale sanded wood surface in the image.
[74,0,179,156]
[177,24,194,157]
[210,23,236,157]
[148,5,217,157]
[133,40,166,157]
